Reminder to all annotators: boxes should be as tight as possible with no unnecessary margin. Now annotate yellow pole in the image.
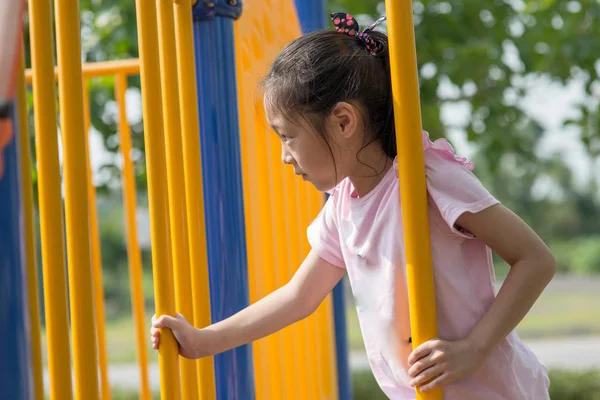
[16,41,44,400]
[155,1,199,398]
[172,1,217,398]
[308,189,338,400]
[298,181,320,399]
[258,112,285,400]
[133,0,181,397]
[54,0,100,396]
[291,178,312,400]
[239,111,267,400]
[268,124,297,399]
[385,1,442,399]
[27,0,73,398]
[114,73,152,400]
[82,80,112,400]
[279,168,303,400]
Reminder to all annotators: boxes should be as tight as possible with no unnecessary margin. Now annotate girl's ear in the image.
[328,101,359,140]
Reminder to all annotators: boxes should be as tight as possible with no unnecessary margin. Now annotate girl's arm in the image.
[407,203,556,391]
[456,203,556,353]
[151,249,346,359]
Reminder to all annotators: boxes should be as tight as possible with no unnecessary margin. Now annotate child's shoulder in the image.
[421,130,475,172]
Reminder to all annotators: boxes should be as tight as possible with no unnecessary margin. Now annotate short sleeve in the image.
[423,132,500,238]
[307,195,346,268]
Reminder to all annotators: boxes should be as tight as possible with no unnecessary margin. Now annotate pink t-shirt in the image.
[307,131,550,399]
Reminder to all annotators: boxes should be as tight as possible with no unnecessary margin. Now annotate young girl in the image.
[151,13,554,399]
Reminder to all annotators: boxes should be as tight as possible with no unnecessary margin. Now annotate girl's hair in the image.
[262,29,397,164]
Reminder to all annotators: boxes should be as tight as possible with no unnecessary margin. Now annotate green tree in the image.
[23,1,600,248]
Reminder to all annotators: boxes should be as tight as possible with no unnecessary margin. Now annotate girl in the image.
[151,13,555,399]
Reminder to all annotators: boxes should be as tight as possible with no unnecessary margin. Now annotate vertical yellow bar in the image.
[304,184,323,398]
[308,188,338,400]
[298,181,321,399]
[53,0,100,396]
[234,25,270,400]
[114,73,152,400]
[261,111,285,400]
[172,2,217,397]
[322,295,339,399]
[239,118,267,400]
[27,0,73,399]
[385,1,442,399]
[268,129,299,400]
[291,178,313,400]
[134,0,181,398]
[17,41,45,400]
[82,80,112,400]
[155,1,199,398]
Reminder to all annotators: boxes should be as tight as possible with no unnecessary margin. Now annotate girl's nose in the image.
[281,145,294,164]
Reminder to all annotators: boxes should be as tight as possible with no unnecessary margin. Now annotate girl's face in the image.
[264,103,343,193]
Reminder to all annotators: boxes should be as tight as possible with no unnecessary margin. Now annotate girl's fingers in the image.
[420,372,450,392]
[409,364,443,388]
[407,356,436,378]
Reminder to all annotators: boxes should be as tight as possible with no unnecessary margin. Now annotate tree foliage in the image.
[24,0,600,243]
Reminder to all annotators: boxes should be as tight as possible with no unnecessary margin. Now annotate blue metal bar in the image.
[294,0,327,34]
[294,1,353,398]
[331,280,352,400]
[0,104,32,400]
[192,4,254,398]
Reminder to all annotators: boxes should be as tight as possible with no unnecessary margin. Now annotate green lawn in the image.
[40,278,600,364]
[347,283,600,351]
[41,317,158,366]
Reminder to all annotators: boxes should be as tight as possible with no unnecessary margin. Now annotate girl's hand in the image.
[407,337,487,392]
[151,313,209,359]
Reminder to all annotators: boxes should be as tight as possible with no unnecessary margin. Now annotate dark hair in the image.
[262,29,397,167]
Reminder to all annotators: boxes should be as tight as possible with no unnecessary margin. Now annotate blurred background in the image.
[21,0,599,398]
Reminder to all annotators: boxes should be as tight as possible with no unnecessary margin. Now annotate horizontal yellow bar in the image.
[25,58,140,82]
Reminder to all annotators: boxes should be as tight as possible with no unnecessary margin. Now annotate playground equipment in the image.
[1,0,440,399]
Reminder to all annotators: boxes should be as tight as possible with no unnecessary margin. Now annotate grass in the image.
[52,370,600,400]
[41,316,158,366]
[40,277,600,364]
[518,291,600,338]
[346,279,600,352]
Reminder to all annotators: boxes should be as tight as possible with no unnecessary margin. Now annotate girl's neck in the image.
[347,151,393,198]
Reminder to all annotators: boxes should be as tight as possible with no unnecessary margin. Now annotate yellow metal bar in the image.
[308,189,338,399]
[82,81,111,400]
[298,181,320,399]
[291,178,312,400]
[27,0,73,398]
[115,73,152,400]
[385,1,442,399]
[172,1,217,398]
[25,59,141,83]
[133,0,181,397]
[260,112,285,400]
[268,128,297,398]
[17,41,44,400]
[304,183,323,397]
[155,1,198,398]
[233,22,270,400]
[239,124,267,400]
[53,0,100,397]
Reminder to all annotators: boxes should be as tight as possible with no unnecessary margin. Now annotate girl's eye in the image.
[281,135,288,141]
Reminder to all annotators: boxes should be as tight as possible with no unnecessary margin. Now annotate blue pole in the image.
[0,101,32,400]
[293,1,353,399]
[294,0,327,34]
[192,2,254,399]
